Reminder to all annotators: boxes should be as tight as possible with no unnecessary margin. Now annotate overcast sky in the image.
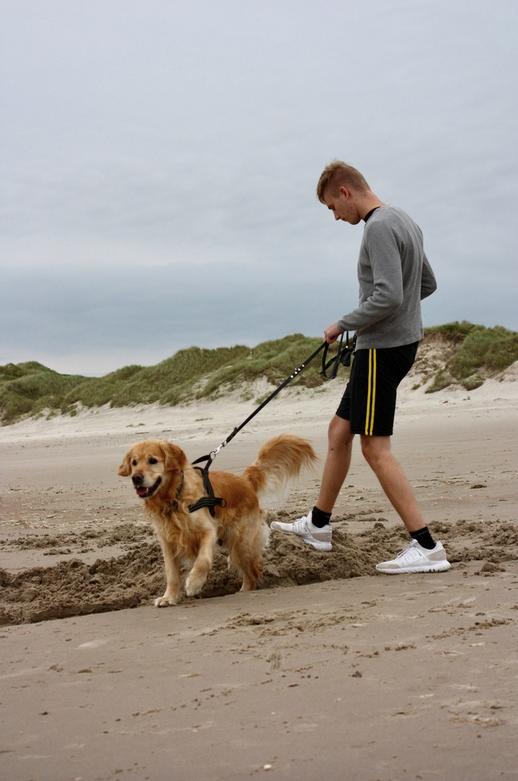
[1,0,517,375]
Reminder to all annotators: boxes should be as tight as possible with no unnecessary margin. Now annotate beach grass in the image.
[1,324,517,424]
[0,363,88,424]
[424,322,518,392]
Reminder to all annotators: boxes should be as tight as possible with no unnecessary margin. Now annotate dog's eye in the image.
[148,457,158,465]
[132,459,137,466]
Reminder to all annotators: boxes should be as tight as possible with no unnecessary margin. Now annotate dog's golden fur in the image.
[118,434,316,606]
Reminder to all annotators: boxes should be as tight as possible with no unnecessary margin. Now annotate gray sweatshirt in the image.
[338,205,437,349]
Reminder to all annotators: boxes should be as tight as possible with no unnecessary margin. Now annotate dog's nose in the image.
[132,473,144,487]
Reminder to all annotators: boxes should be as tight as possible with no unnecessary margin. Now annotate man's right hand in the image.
[324,322,343,344]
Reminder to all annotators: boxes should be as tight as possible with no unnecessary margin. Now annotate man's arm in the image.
[420,252,437,300]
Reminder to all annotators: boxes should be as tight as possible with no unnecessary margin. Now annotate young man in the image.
[271,161,450,574]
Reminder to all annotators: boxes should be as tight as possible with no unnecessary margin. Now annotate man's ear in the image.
[161,442,187,472]
[118,451,132,477]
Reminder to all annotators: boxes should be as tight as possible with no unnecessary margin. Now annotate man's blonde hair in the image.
[316,160,370,202]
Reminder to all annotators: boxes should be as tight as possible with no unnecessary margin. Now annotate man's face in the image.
[323,186,361,224]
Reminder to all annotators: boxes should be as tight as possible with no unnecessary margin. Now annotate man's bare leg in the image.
[360,434,424,532]
[270,415,353,550]
[316,416,355,513]
[360,434,451,573]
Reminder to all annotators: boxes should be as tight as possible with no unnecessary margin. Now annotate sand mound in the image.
[1,517,516,626]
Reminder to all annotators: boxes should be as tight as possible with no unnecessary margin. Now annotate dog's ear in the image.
[161,442,187,472]
[118,450,132,477]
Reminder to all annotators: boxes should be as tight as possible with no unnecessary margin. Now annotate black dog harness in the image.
[166,465,225,518]
[189,459,226,517]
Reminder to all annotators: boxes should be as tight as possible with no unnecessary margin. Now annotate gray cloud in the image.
[1,0,517,373]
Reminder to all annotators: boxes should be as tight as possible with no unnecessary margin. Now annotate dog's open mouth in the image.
[135,477,162,498]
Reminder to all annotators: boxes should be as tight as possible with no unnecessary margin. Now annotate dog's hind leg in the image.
[233,518,269,592]
[239,557,262,591]
[185,526,217,597]
[155,537,182,607]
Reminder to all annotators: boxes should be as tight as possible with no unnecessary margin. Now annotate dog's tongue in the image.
[136,486,149,497]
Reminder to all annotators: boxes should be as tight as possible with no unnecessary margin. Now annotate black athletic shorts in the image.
[336,342,419,436]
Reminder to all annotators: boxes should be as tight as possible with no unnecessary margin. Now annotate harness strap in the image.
[188,463,226,517]
[192,453,214,468]
[188,496,225,514]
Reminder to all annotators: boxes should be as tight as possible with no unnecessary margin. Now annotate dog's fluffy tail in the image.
[243,434,317,507]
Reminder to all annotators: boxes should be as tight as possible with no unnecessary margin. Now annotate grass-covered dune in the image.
[424,322,518,392]
[0,335,323,425]
[1,323,517,425]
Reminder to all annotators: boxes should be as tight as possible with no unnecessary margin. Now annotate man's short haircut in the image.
[316,160,370,202]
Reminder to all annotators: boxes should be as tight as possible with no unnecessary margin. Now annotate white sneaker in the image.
[270,511,332,551]
[375,540,451,574]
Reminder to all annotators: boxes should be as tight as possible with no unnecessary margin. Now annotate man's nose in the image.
[132,473,144,486]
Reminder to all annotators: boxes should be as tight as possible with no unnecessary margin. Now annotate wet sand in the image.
[1,382,518,779]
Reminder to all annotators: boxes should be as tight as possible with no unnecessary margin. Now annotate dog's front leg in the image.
[185,526,217,597]
[155,537,182,607]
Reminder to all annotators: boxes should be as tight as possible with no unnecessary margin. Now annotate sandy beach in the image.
[1,373,518,780]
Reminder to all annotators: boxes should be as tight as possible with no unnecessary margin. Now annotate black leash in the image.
[189,337,355,515]
[321,331,356,380]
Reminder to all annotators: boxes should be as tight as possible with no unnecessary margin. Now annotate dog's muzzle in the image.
[132,474,162,498]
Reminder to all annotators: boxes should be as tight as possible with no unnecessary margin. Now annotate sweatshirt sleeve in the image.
[337,221,404,333]
[420,252,437,300]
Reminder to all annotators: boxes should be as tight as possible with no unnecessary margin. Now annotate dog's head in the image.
[118,440,187,500]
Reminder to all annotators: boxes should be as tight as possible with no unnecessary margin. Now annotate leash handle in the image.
[321,332,344,380]
[321,331,356,379]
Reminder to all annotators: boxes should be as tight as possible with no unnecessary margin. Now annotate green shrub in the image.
[425,323,518,392]
[0,364,86,423]
[449,326,518,380]
[424,321,477,343]
[425,370,455,393]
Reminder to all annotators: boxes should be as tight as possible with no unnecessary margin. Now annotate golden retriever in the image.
[118,434,316,606]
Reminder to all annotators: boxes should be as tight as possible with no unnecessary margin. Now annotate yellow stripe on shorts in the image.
[365,348,377,435]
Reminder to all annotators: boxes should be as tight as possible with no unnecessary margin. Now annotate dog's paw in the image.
[154,595,178,607]
[185,572,205,597]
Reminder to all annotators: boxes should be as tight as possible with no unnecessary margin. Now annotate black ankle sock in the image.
[311,506,332,528]
[410,526,436,550]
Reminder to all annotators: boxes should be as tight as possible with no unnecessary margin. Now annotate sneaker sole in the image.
[303,539,332,552]
[375,561,451,574]
[270,525,332,552]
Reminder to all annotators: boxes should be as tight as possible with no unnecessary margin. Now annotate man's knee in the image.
[328,416,354,449]
[360,435,390,468]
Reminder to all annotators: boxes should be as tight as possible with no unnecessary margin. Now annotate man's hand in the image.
[324,322,343,344]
